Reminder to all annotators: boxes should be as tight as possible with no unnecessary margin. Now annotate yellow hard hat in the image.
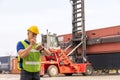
[27,25,39,34]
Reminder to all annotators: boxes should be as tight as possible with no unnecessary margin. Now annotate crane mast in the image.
[70,0,87,62]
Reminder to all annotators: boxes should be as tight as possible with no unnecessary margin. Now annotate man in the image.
[16,25,51,80]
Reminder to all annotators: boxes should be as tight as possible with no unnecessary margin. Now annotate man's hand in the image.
[36,45,43,50]
[36,44,51,56]
[30,37,36,46]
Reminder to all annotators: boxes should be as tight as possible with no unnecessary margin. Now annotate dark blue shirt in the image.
[16,39,30,52]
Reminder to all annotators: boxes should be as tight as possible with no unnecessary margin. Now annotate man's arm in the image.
[41,47,51,56]
[18,38,36,58]
[18,44,33,58]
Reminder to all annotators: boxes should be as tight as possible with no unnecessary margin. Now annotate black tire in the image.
[82,65,93,76]
[47,65,58,77]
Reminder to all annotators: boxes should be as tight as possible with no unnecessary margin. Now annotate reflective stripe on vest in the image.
[30,49,39,52]
[25,61,39,65]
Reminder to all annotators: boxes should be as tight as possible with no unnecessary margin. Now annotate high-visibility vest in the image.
[18,41,41,72]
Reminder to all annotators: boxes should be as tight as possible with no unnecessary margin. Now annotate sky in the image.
[0,0,120,56]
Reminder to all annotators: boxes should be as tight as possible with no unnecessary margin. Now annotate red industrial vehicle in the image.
[39,0,94,77]
[40,31,93,77]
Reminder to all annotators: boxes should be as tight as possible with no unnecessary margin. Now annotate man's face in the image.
[28,31,37,40]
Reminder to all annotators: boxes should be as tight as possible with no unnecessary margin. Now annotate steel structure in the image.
[70,0,87,62]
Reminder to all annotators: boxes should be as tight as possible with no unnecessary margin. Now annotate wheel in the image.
[82,65,93,76]
[47,65,58,77]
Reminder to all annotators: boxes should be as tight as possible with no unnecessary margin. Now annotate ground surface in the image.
[0,74,120,80]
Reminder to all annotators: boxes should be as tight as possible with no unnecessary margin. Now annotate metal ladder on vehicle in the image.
[70,0,87,62]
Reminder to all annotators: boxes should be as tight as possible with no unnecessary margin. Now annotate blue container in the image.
[0,56,11,73]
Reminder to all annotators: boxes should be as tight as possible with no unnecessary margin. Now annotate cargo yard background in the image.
[0,0,120,80]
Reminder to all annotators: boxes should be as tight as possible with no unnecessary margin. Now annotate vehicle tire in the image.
[47,65,58,77]
[82,65,93,76]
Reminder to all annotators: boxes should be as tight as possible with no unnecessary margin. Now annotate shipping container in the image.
[0,56,14,73]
